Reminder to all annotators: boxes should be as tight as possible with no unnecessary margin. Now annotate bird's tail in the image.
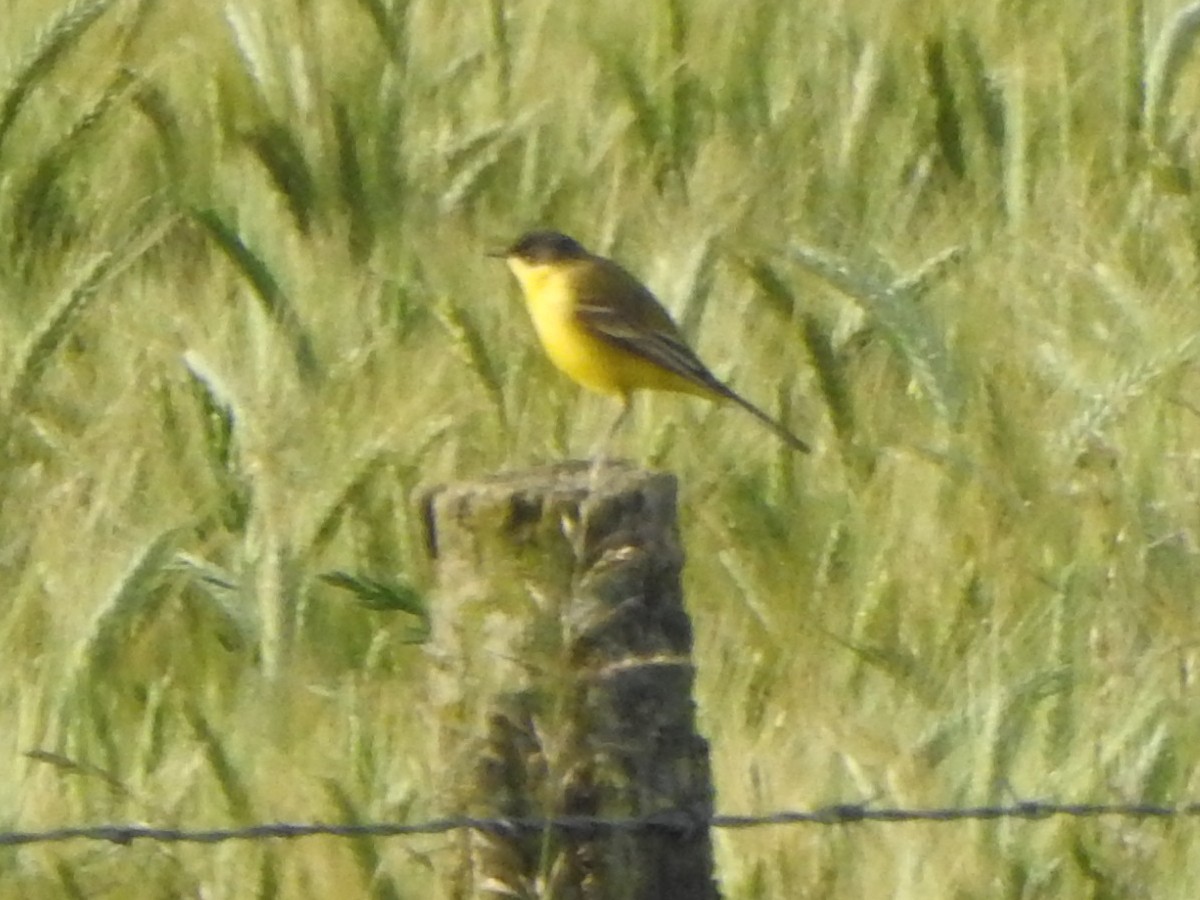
[728,391,811,453]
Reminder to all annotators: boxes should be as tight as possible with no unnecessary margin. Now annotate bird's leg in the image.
[587,395,632,489]
[605,394,633,445]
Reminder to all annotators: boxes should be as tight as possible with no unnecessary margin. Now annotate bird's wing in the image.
[574,296,731,397]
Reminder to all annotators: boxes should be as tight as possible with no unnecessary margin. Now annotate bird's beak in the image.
[485,246,510,259]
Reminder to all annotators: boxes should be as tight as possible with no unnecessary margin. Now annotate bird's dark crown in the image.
[503,230,589,263]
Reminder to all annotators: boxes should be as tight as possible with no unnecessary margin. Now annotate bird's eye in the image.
[552,235,581,257]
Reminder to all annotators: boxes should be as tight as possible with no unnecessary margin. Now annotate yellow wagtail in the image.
[491,230,810,453]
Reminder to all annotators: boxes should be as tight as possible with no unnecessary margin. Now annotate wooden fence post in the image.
[422,461,720,899]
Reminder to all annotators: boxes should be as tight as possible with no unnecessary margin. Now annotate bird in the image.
[490,230,810,453]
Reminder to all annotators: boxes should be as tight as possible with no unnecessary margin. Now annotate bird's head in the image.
[490,231,589,265]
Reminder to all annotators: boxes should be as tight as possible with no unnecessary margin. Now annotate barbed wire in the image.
[4,801,1200,848]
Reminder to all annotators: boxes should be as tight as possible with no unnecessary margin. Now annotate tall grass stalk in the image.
[0,0,119,162]
[787,242,964,426]
[3,251,114,410]
[1144,1,1200,152]
[189,207,322,385]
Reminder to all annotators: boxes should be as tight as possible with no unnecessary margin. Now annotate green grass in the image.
[3,0,1200,896]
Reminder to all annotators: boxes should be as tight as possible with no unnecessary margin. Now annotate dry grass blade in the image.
[924,38,966,179]
[486,0,512,108]
[674,232,717,340]
[353,0,407,64]
[180,353,238,470]
[1122,0,1147,167]
[957,29,1005,155]
[10,68,137,261]
[875,296,964,426]
[301,439,402,554]
[222,5,273,97]
[1136,725,1178,804]
[132,80,186,181]
[838,42,883,175]
[441,145,506,213]
[608,51,660,161]
[801,313,853,444]
[320,569,427,620]
[242,120,318,235]
[434,296,507,427]
[66,527,186,691]
[439,122,528,213]
[25,749,132,796]
[887,245,965,300]
[789,242,965,425]
[1063,334,1200,456]
[1145,1,1200,151]
[784,242,889,300]
[332,101,374,262]
[3,252,114,409]
[735,254,800,320]
[181,350,253,531]
[322,780,406,900]
[663,0,701,187]
[249,523,295,681]
[189,207,322,385]
[171,552,257,650]
[185,704,256,821]
[4,212,179,412]
[0,0,119,162]
[441,122,507,173]
[989,669,1072,784]
[1003,66,1029,227]
[172,552,238,593]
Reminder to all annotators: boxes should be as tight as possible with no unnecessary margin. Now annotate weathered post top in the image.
[422,460,721,900]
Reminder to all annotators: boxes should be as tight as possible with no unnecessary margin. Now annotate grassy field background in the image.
[3,0,1200,896]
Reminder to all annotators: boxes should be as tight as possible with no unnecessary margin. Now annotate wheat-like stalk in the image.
[788,241,966,426]
[435,295,508,428]
[189,207,322,386]
[0,0,118,162]
[1144,1,1200,150]
[185,704,257,821]
[1063,333,1200,456]
[3,252,114,409]
[65,527,186,692]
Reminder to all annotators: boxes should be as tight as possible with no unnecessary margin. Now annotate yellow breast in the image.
[507,257,632,397]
